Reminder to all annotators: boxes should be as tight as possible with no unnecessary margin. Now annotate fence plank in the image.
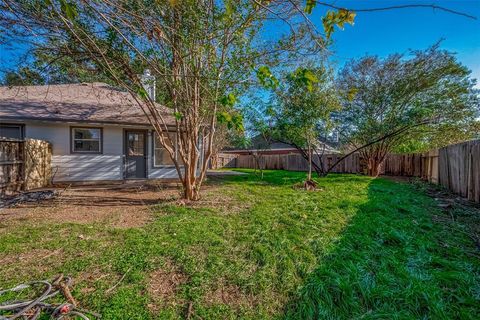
[0,139,52,196]
[438,140,480,203]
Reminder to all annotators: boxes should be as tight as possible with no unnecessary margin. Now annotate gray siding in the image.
[148,167,181,179]
[52,155,122,181]
[24,122,180,182]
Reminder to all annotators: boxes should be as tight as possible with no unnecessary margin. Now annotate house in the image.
[0,82,182,183]
[222,134,339,156]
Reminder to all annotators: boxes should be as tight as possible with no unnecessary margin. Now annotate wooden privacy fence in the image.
[439,140,480,203]
[278,153,361,173]
[216,152,362,173]
[383,142,479,202]
[216,139,480,203]
[383,150,439,183]
[0,139,52,196]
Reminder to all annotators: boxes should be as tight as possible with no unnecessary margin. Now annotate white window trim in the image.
[71,127,103,154]
[153,131,177,168]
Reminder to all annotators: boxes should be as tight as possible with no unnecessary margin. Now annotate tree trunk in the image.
[307,144,312,181]
[183,165,201,201]
[366,156,383,177]
[303,143,318,191]
[252,153,263,179]
[184,184,200,201]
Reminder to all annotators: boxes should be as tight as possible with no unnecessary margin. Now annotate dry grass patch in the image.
[0,248,64,280]
[147,260,188,313]
[75,266,115,295]
[0,248,62,266]
[184,185,251,214]
[203,280,257,310]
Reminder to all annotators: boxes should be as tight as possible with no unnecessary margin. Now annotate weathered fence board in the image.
[0,139,24,195]
[0,139,52,196]
[422,150,439,184]
[438,140,479,203]
[24,139,52,190]
[210,153,237,169]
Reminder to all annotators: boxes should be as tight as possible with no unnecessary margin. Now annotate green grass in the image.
[1,170,479,319]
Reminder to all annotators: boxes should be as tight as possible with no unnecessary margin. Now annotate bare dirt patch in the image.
[147,260,188,313]
[0,182,182,228]
[204,280,256,309]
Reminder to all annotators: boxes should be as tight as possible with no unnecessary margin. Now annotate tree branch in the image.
[315,2,477,20]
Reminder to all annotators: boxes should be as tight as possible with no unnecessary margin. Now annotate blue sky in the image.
[1,0,479,86]
[311,0,480,86]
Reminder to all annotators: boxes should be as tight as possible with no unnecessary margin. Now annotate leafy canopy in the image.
[336,45,480,153]
[273,66,341,149]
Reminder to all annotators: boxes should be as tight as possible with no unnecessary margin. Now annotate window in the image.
[71,127,102,153]
[154,132,176,166]
[127,132,145,156]
[0,124,24,140]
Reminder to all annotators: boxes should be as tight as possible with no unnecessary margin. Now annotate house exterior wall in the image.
[146,130,181,179]
[23,122,180,182]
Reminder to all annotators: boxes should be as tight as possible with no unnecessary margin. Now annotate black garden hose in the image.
[0,275,100,320]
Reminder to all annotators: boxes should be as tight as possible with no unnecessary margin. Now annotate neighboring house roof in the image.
[0,82,174,126]
[223,134,339,154]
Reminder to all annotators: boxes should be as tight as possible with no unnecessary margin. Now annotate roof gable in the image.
[0,83,174,125]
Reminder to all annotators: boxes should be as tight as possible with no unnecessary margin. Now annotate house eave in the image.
[0,116,176,129]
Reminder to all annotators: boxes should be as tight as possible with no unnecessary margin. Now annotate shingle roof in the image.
[0,82,174,126]
[223,134,339,153]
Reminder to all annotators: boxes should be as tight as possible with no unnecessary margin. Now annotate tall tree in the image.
[336,46,480,176]
[274,66,340,186]
[1,0,327,200]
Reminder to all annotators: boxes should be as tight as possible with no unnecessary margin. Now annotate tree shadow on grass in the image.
[281,178,480,319]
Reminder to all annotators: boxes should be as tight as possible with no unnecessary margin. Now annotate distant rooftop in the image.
[0,82,174,126]
[224,134,339,153]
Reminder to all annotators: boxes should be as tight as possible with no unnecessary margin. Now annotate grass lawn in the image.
[1,170,479,319]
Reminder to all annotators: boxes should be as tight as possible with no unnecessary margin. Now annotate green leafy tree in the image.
[274,66,340,185]
[2,67,45,86]
[395,121,480,153]
[238,104,276,179]
[1,0,327,200]
[336,46,480,176]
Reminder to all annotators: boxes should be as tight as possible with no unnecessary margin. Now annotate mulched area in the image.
[0,182,182,228]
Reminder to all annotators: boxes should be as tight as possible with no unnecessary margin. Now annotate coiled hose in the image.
[0,275,100,319]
